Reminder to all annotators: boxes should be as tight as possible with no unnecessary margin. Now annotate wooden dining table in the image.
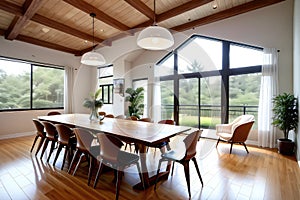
[38,113,192,189]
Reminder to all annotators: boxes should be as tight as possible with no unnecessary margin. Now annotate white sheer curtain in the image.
[64,66,75,114]
[258,48,279,148]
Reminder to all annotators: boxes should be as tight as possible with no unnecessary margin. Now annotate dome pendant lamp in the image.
[81,13,106,66]
[137,0,174,50]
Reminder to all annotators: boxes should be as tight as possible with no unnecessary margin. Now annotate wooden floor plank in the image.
[0,135,300,200]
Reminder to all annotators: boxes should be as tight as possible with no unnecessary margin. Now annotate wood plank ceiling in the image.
[0,0,285,56]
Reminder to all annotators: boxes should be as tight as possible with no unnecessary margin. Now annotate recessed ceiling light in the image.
[100,29,104,32]
[84,40,88,43]
[213,4,217,9]
[41,27,50,33]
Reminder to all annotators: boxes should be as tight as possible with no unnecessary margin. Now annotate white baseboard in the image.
[0,131,34,140]
[246,140,258,146]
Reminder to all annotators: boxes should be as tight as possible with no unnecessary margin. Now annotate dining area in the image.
[31,113,203,200]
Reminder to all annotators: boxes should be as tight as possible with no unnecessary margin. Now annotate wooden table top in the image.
[38,114,191,146]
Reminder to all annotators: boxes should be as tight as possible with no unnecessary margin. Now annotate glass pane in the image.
[178,37,222,74]
[133,79,148,117]
[230,45,263,68]
[99,66,113,77]
[109,85,113,104]
[160,80,174,120]
[200,76,221,129]
[179,78,199,127]
[0,59,31,110]
[103,86,108,103]
[229,73,260,124]
[32,66,64,108]
[155,54,174,76]
[99,77,113,85]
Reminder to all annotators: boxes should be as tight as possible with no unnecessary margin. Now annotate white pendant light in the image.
[81,13,106,66]
[137,0,174,50]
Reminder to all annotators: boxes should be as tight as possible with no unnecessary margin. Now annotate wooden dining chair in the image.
[105,114,115,118]
[31,119,46,156]
[124,116,139,152]
[47,111,61,116]
[68,128,99,185]
[40,121,58,162]
[126,116,138,120]
[93,133,144,200]
[53,124,77,170]
[154,129,203,198]
[139,117,152,122]
[98,111,106,116]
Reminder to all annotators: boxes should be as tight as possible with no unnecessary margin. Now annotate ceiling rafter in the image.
[171,0,285,32]
[124,0,155,21]
[6,0,46,40]
[0,0,22,16]
[63,0,130,31]
[31,14,105,44]
[16,34,80,54]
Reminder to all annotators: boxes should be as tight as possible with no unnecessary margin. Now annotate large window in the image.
[133,78,148,117]
[98,65,113,104]
[0,57,64,111]
[157,35,263,129]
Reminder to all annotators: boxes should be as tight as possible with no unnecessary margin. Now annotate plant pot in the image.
[277,138,295,155]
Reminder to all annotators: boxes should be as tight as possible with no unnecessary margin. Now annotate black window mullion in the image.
[222,42,230,124]
[30,64,33,109]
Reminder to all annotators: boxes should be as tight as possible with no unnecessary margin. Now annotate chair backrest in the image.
[73,128,95,152]
[32,119,45,137]
[231,115,255,132]
[105,114,115,118]
[98,111,106,116]
[183,130,202,160]
[47,111,61,116]
[158,119,175,125]
[42,121,58,139]
[139,117,152,122]
[115,115,126,119]
[126,116,138,121]
[232,121,255,143]
[97,133,123,164]
[55,124,74,144]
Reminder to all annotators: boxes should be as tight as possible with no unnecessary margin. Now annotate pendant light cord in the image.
[90,13,96,51]
[153,0,156,26]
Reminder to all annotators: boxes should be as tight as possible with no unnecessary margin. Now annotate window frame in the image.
[156,34,263,125]
[0,56,64,112]
[98,64,113,104]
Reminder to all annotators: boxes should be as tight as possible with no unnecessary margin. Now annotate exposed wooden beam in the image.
[171,0,286,32]
[16,34,80,55]
[157,0,213,22]
[31,14,104,44]
[0,0,22,16]
[124,0,154,20]
[6,0,46,40]
[63,0,129,31]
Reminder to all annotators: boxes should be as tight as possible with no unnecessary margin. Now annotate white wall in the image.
[293,0,300,164]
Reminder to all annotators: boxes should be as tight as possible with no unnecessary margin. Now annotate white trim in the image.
[245,140,258,146]
[0,131,34,140]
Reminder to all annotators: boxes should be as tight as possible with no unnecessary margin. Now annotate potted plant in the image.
[125,87,144,119]
[272,93,298,155]
[83,88,103,121]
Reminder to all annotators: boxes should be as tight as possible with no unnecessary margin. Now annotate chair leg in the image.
[35,137,45,156]
[93,161,104,188]
[154,159,163,190]
[47,140,56,162]
[171,161,175,176]
[216,138,220,147]
[87,155,94,186]
[183,161,191,198]
[242,142,249,153]
[115,168,123,200]
[40,139,49,159]
[30,135,39,152]
[68,149,79,174]
[72,153,84,176]
[192,157,203,186]
[230,142,233,154]
[166,143,171,151]
[53,144,63,166]
[61,146,69,170]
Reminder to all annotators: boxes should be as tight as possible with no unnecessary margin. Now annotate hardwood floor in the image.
[0,135,299,200]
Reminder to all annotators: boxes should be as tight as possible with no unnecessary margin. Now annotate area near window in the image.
[0,57,64,111]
